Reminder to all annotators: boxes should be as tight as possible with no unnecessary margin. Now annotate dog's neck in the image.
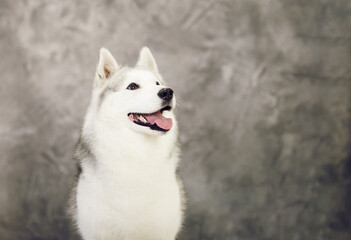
[83,118,178,174]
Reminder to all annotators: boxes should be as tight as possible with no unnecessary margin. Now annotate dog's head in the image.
[92,47,176,136]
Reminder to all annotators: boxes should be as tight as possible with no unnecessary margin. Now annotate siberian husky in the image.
[70,47,184,240]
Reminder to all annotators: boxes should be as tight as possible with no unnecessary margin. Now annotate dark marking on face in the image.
[98,67,128,108]
[98,86,114,108]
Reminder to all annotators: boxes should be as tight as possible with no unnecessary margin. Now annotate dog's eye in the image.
[127,83,139,90]
[156,82,160,85]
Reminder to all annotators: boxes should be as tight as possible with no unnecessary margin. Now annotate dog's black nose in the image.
[158,88,174,102]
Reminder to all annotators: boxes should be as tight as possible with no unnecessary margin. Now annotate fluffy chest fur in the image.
[76,146,182,240]
[75,129,182,240]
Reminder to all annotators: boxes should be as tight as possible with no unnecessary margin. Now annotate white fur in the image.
[74,47,183,240]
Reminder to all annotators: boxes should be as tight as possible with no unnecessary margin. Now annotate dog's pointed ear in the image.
[136,47,159,73]
[95,48,119,86]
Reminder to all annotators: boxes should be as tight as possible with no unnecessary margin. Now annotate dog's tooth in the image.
[137,115,146,123]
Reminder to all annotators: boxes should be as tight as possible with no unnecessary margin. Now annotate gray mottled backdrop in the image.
[1,0,350,239]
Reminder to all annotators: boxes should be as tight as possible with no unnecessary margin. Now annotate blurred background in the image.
[0,0,350,239]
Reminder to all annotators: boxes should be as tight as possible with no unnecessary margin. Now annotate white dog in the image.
[70,47,185,240]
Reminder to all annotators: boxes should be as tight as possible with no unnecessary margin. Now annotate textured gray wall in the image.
[1,0,351,239]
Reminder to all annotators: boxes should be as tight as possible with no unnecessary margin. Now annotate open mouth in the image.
[128,106,173,132]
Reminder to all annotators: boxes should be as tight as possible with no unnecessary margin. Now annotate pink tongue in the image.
[144,111,173,130]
